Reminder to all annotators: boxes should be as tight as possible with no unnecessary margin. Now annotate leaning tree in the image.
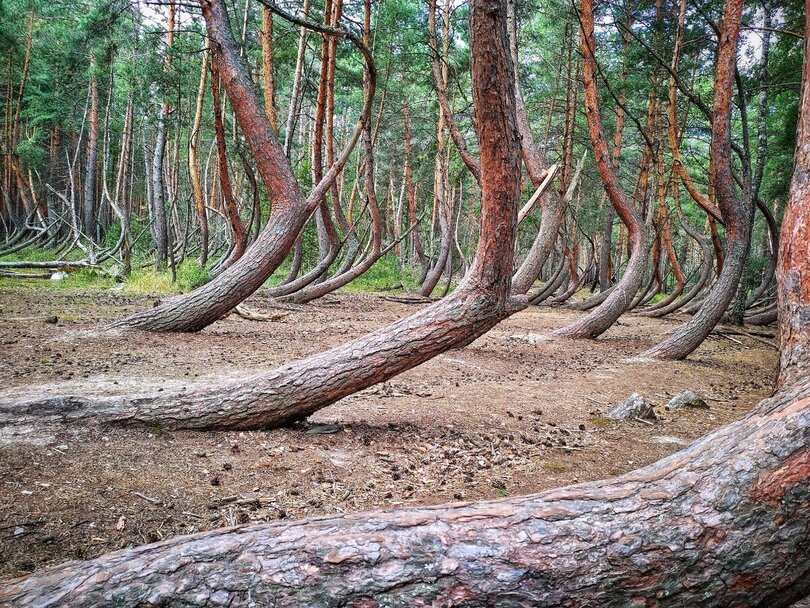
[2,0,810,601]
[0,0,528,433]
[550,0,650,339]
[636,0,754,360]
[107,0,375,332]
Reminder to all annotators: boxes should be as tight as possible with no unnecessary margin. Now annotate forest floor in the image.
[0,285,780,581]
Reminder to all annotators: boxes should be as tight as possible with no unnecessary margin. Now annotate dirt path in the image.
[0,286,779,580]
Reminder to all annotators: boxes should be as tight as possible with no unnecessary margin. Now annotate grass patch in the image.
[124,260,210,295]
[339,254,422,293]
[0,268,115,291]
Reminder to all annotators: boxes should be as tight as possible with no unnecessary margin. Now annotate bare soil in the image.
[0,286,780,582]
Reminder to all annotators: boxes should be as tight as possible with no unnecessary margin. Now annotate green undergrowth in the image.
[123,261,211,295]
[0,248,423,297]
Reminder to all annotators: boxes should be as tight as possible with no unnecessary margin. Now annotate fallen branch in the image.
[233,305,290,322]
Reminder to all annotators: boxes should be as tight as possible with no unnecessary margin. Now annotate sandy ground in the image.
[0,284,791,597]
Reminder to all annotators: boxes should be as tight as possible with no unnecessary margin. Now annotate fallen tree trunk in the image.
[3,378,809,607]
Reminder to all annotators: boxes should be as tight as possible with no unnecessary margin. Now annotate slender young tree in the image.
[189,46,210,267]
[83,54,99,242]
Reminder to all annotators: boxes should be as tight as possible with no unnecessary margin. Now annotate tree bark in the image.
[190,46,210,267]
[262,7,278,131]
[776,8,810,388]
[638,0,751,360]
[403,99,427,271]
[420,0,455,297]
[280,0,383,304]
[110,0,373,332]
[5,5,810,606]
[551,0,649,339]
[283,0,311,159]
[151,107,169,269]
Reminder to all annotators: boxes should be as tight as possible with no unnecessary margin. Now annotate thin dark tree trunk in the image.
[211,55,247,272]
[403,98,426,272]
[420,0,454,297]
[283,0,311,159]
[83,54,99,242]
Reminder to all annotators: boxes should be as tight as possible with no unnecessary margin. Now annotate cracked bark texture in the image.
[0,0,525,434]
[3,379,809,607]
[777,9,810,389]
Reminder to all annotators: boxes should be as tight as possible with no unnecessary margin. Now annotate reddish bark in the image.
[639,0,750,360]
[4,5,810,606]
[111,0,374,332]
[211,56,247,270]
[551,0,649,339]
[261,7,277,130]
[6,284,810,606]
[776,12,810,388]
[427,0,481,183]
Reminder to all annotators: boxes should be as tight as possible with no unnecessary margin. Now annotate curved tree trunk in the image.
[4,5,809,607]
[109,0,373,332]
[281,2,383,305]
[4,9,810,605]
[420,1,454,297]
[551,0,649,339]
[1,0,526,435]
[508,0,566,295]
[641,198,714,318]
[638,0,751,360]
[745,305,777,326]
